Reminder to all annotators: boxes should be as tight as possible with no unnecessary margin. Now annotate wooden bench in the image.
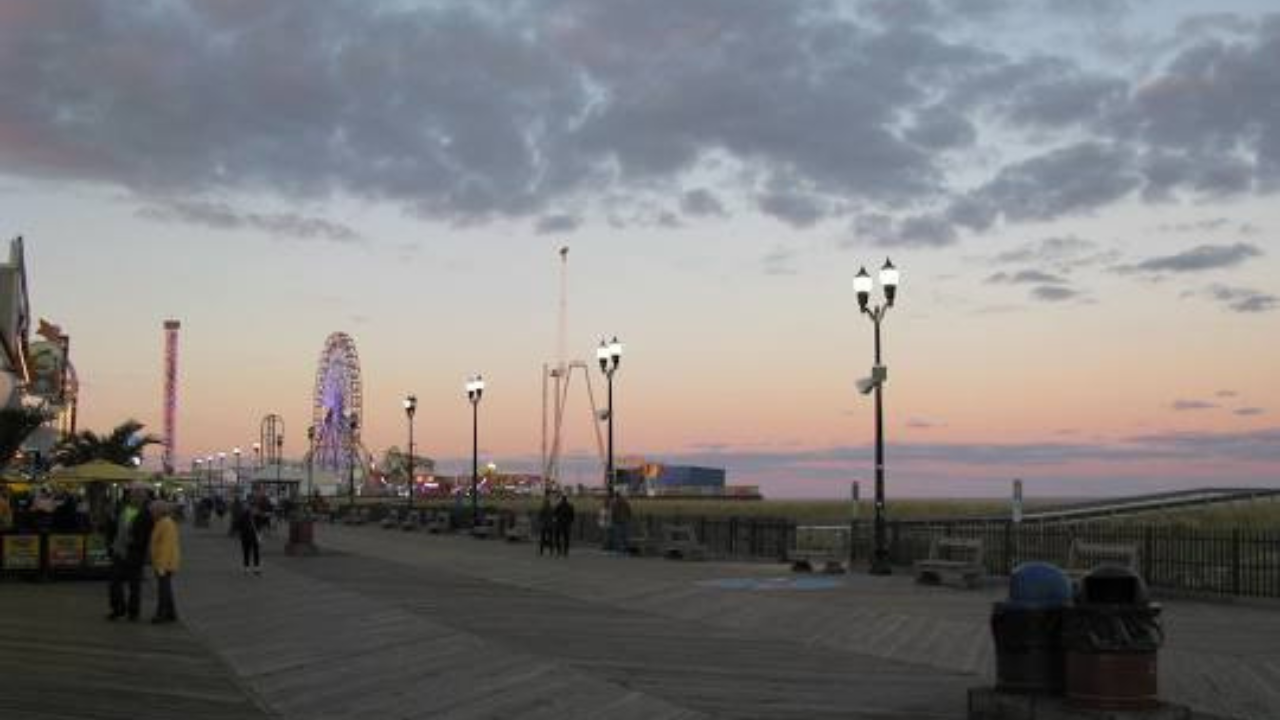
[661,524,708,560]
[789,525,850,573]
[504,515,532,543]
[1066,540,1139,581]
[425,511,451,534]
[471,517,496,539]
[914,537,985,589]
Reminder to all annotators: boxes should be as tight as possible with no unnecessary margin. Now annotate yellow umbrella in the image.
[45,460,148,485]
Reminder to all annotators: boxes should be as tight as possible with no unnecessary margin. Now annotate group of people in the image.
[536,493,577,556]
[104,487,181,624]
[0,487,90,532]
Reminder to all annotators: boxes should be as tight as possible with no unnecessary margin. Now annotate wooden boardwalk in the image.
[7,520,1278,719]
[0,577,273,720]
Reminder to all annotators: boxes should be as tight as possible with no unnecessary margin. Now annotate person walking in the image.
[149,501,181,623]
[233,503,261,574]
[106,487,153,621]
[537,495,555,556]
[552,493,575,557]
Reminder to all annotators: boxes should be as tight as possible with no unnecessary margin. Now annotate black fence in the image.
[338,504,1280,599]
[850,520,1280,599]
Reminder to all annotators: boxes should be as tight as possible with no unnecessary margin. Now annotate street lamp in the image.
[233,447,242,488]
[853,257,900,576]
[194,457,204,497]
[403,395,417,511]
[348,414,359,506]
[596,337,623,498]
[465,375,485,525]
[275,434,284,486]
[252,442,261,470]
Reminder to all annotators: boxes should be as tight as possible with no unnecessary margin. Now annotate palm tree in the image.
[0,405,53,470]
[53,419,161,467]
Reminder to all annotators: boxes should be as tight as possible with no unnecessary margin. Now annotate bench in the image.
[504,515,532,543]
[661,524,708,560]
[400,511,422,531]
[345,507,369,526]
[471,517,497,539]
[381,511,401,529]
[425,511,451,534]
[914,537,985,589]
[1066,540,1139,581]
[789,525,850,573]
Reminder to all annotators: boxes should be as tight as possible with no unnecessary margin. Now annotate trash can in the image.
[1063,565,1163,710]
[991,561,1074,694]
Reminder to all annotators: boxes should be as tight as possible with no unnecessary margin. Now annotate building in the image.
[618,461,727,497]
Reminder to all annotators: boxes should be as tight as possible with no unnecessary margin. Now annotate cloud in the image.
[1235,407,1265,416]
[906,417,944,429]
[987,269,1068,285]
[136,199,362,243]
[761,246,798,276]
[1171,399,1217,411]
[1114,243,1262,274]
[534,214,581,235]
[1030,285,1081,302]
[1204,284,1279,313]
[1216,390,1238,398]
[679,189,726,218]
[993,236,1099,264]
[3,1,1280,245]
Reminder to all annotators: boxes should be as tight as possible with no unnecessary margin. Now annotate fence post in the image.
[1003,521,1014,575]
[1232,529,1242,597]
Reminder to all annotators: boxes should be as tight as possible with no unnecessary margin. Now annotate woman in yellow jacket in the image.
[149,501,181,624]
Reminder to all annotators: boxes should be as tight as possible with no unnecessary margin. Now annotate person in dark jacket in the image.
[105,488,153,621]
[233,503,261,574]
[552,494,575,557]
[537,496,555,556]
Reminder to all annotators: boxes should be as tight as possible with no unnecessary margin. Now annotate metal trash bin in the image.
[1063,565,1163,710]
[991,562,1074,694]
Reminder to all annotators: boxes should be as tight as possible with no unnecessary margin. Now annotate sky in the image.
[1,0,1278,498]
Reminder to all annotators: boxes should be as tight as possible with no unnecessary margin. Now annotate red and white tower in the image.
[162,320,180,475]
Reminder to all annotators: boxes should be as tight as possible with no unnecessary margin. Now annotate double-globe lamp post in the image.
[596,338,622,497]
[853,258,899,576]
[403,395,417,512]
[466,376,485,525]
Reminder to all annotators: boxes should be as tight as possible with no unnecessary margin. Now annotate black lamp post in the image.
[275,434,284,487]
[403,395,417,511]
[596,337,623,497]
[466,375,485,525]
[252,442,261,471]
[853,258,900,576]
[233,447,242,490]
[347,414,359,506]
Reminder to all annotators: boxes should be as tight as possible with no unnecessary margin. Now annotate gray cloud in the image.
[761,246,798,276]
[1204,284,1279,313]
[534,214,582,235]
[988,269,1068,285]
[994,236,1098,264]
[1030,285,1081,302]
[1172,399,1217,411]
[679,189,726,218]
[136,199,362,243]
[1216,389,1238,398]
[1115,242,1262,274]
[906,417,944,429]
[2,0,1280,250]
[1235,407,1265,416]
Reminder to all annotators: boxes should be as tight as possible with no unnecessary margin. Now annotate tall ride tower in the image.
[162,320,180,475]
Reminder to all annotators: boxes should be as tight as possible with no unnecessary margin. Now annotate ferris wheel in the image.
[312,332,364,472]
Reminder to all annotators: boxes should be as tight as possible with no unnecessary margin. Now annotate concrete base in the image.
[969,688,1190,720]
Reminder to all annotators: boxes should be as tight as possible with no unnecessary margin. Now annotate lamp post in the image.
[205,455,214,497]
[403,395,417,512]
[348,414,359,506]
[194,457,204,499]
[252,442,261,471]
[596,337,623,498]
[853,258,900,576]
[466,375,485,525]
[233,447,242,490]
[275,434,284,487]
